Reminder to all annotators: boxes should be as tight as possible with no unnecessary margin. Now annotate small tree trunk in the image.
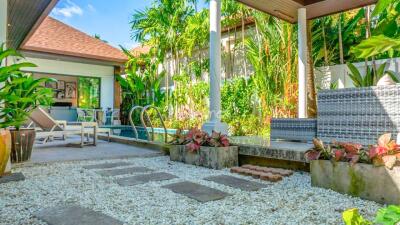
[306,20,317,118]
[322,18,329,66]
[338,13,344,65]
[241,15,247,77]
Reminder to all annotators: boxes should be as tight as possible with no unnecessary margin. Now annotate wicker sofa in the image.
[271,85,400,145]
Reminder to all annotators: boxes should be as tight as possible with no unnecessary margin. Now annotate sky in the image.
[50,0,208,50]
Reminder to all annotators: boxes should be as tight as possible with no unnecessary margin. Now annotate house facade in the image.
[1,0,127,121]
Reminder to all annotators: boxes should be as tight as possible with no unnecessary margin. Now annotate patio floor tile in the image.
[83,162,132,170]
[96,167,153,176]
[34,205,123,225]
[115,172,178,186]
[0,172,25,184]
[204,175,269,191]
[162,181,230,203]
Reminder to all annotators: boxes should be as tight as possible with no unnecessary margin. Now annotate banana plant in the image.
[346,62,399,87]
[0,43,54,129]
[350,0,400,58]
[0,43,36,82]
[0,72,55,129]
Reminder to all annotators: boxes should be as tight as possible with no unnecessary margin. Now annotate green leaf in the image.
[385,70,400,83]
[342,208,372,225]
[0,62,37,76]
[351,35,400,59]
[374,205,400,225]
[346,62,363,87]
[372,0,394,17]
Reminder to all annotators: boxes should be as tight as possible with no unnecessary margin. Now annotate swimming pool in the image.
[100,125,180,142]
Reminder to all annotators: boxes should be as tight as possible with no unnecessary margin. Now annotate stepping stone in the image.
[83,162,132,170]
[163,181,230,203]
[96,167,153,176]
[34,205,123,225]
[116,172,177,186]
[205,175,269,191]
[0,172,25,184]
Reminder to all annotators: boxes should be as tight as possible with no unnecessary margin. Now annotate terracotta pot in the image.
[0,129,12,175]
[10,128,36,163]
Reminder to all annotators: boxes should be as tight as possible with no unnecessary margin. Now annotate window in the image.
[78,77,100,108]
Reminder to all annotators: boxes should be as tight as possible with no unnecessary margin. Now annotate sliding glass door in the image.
[78,77,101,108]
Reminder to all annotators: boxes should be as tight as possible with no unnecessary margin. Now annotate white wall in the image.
[18,57,115,109]
[315,58,400,89]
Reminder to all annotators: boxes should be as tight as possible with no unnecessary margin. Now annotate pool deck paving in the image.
[0,172,25,184]
[204,175,269,191]
[163,181,231,203]
[115,172,178,186]
[30,136,162,164]
[95,166,153,176]
[83,162,133,170]
[34,205,124,225]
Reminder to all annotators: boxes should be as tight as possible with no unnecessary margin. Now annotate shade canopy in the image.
[236,0,377,23]
[7,0,59,49]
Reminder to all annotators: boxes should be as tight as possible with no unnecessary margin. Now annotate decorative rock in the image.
[0,156,383,225]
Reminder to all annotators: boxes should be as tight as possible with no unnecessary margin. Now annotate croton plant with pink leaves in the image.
[305,133,400,169]
[169,128,230,153]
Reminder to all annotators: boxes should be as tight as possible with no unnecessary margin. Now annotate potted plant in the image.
[169,128,238,169]
[0,44,54,163]
[305,134,400,205]
[0,129,11,176]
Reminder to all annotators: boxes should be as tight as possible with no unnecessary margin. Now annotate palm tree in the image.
[131,0,194,109]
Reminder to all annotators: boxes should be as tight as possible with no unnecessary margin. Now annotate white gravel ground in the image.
[0,156,382,225]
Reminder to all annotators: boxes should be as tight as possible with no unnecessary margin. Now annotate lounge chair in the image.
[29,107,110,146]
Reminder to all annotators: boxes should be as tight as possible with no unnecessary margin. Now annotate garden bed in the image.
[170,145,238,170]
[311,160,400,205]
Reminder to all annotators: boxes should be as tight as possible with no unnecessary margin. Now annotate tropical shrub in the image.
[305,133,400,169]
[351,0,400,59]
[169,128,230,153]
[0,44,54,129]
[0,73,55,129]
[346,62,399,87]
[343,205,400,225]
[305,139,369,165]
[369,133,400,169]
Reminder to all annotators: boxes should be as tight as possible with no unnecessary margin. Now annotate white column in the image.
[0,0,6,46]
[298,8,308,118]
[202,0,228,135]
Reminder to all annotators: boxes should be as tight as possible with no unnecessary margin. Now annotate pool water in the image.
[101,125,178,143]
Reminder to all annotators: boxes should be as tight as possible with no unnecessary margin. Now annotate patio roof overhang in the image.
[236,0,378,23]
[6,0,59,49]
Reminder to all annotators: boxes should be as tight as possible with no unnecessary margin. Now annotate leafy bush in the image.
[346,62,399,87]
[0,44,54,129]
[369,133,400,169]
[305,133,400,168]
[169,128,230,152]
[343,205,400,225]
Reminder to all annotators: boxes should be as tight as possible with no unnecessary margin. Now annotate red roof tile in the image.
[131,45,151,57]
[22,17,128,63]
